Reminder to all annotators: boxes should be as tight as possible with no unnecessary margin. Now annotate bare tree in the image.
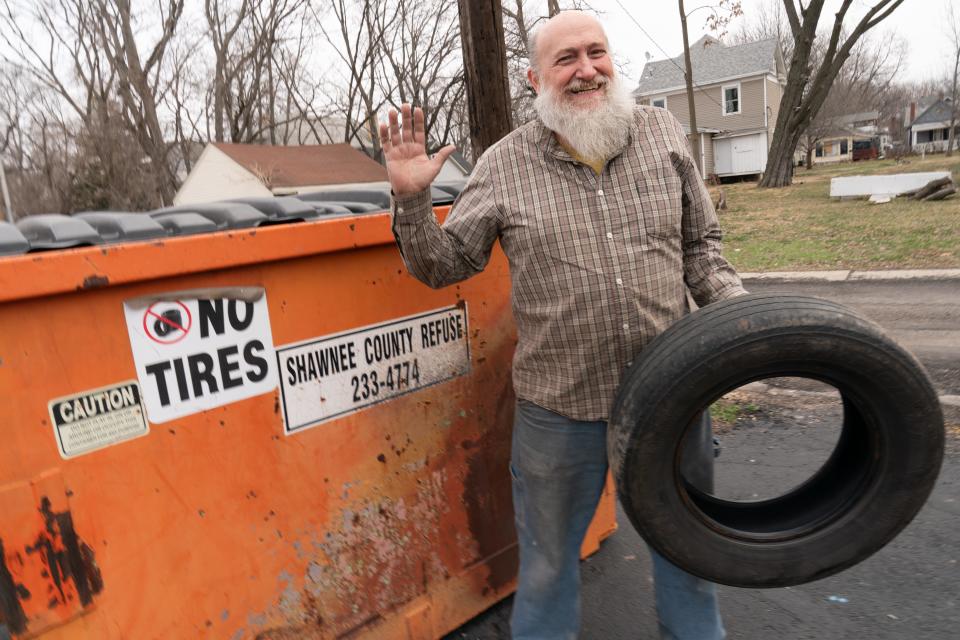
[92,0,185,203]
[759,0,906,188]
[205,0,251,142]
[798,30,906,167]
[204,0,311,144]
[501,1,536,124]
[383,0,466,154]
[319,0,469,160]
[317,0,396,158]
[1,0,186,205]
[730,0,792,64]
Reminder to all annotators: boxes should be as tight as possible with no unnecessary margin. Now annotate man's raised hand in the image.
[379,104,456,198]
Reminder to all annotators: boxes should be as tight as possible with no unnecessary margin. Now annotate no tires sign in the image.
[124,288,278,423]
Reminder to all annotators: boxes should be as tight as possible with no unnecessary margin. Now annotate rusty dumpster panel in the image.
[0,209,616,639]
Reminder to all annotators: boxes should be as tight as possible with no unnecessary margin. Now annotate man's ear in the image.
[527,67,540,94]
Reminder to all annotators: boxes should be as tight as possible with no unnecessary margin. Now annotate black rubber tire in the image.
[608,293,944,588]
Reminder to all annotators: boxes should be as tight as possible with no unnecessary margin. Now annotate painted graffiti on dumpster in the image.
[276,303,470,434]
[123,288,278,423]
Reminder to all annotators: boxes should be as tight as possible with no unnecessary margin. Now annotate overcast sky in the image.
[589,0,957,87]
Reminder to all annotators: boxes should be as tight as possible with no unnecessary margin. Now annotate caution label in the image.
[124,289,278,423]
[277,304,470,434]
[49,381,149,458]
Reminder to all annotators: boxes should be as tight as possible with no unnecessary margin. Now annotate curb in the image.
[740,268,960,282]
[737,383,960,421]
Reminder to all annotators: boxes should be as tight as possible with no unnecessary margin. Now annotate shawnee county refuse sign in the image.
[276,304,471,434]
[124,289,278,423]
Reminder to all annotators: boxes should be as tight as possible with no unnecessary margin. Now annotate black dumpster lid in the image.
[0,221,30,256]
[75,212,168,242]
[0,186,460,260]
[298,201,356,215]
[16,214,101,249]
[307,200,383,213]
[296,188,392,209]
[296,186,457,208]
[150,212,219,236]
[224,196,321,222]
[152,202,267,229]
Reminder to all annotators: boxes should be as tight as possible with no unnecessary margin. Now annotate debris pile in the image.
[903,176,957,202]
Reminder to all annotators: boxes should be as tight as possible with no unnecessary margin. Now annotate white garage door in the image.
[713,132,768,176]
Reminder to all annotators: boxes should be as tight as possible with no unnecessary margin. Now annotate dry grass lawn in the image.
[713,153,960,272]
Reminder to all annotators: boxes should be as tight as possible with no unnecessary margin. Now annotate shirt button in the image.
[616,278,623,285]
[397,207,404,213]
[606,232,614,240]
[622,323,630,331]
[598,189,605,196]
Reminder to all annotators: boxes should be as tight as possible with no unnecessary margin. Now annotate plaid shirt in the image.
[391,106,746,420]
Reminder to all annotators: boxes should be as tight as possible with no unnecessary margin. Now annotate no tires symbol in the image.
[143,301,193,344]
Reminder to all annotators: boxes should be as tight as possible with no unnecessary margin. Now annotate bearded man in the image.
[380,10,745,640]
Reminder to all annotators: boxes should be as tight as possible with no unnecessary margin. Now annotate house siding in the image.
[661,77,767,132]
[766,77,782,141]
[702,135,715,176]
[174,145,271,205]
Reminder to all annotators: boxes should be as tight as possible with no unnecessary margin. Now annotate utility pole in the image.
[457,0,514,162]
[678,0,703,176]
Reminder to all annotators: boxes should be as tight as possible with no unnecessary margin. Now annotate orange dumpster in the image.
[0,200,616,639]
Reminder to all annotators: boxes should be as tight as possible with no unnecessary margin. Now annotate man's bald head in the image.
[528,11,609,73]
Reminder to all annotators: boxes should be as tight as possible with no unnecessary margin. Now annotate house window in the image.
[840,139,849,155]
[722,83,741,115]
[652,97,667,109]
[815,144,823,157]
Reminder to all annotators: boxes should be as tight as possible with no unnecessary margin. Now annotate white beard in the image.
[534,73,635,161]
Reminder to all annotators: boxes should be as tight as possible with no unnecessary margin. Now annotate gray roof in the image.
[912,99,956,127]
[835,111,879,126]
[635,36,780,96]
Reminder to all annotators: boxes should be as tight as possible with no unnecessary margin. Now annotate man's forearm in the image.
[391,189,485,289]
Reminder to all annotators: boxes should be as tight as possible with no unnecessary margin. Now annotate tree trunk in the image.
[806,144,813,170]
[764,132,796,186]
[924,185,957,201]
[911,177,951,200]
[457,0,513,161]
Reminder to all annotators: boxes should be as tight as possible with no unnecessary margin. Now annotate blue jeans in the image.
[509,399,725,640]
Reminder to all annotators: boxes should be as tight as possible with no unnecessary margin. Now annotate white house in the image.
[908,98,959,154]
[174,142,389,206]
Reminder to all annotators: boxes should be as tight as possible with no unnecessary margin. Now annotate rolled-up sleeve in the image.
[391,156,503,289]
[669,116,748,305]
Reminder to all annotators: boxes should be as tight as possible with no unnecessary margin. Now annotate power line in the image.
[611,0,727,113]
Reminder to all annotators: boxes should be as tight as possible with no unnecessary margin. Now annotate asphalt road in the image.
[746,278,960,398]
[446,277,960,640]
